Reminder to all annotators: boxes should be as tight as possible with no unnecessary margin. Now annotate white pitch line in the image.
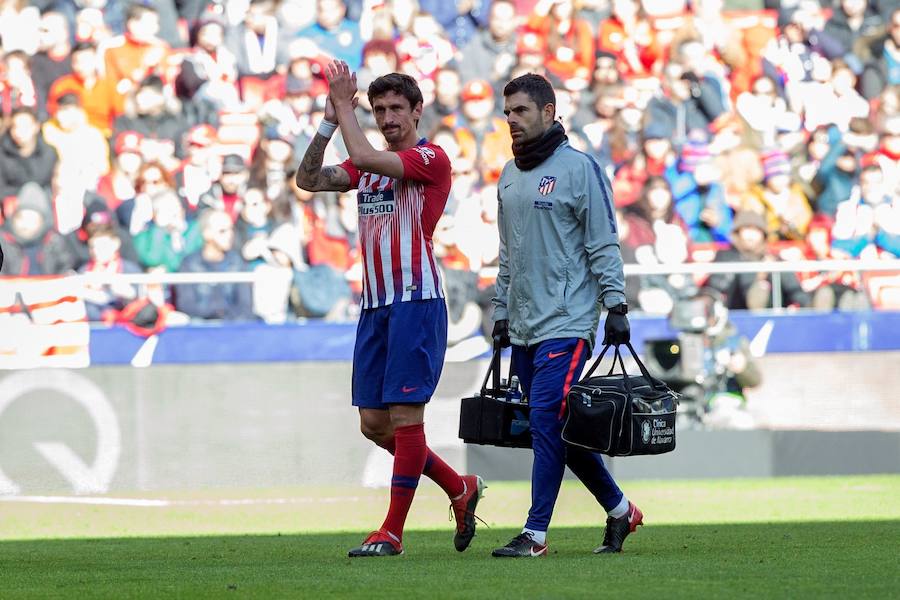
[0,495,374,507]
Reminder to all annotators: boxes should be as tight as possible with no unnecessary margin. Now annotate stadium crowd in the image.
[1,0,900,327]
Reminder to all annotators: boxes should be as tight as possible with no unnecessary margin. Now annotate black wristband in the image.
[608,303,628,315]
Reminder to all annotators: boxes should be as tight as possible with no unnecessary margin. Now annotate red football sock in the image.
[380,439,464,499]
[380,423,427,541]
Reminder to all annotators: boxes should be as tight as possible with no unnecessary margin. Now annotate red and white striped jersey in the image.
[339,141,451,309]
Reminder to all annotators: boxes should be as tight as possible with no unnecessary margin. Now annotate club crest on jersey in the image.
[414,146,436,164]
[538,175,556,196]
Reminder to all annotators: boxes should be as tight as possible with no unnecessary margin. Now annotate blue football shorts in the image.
[351,298,448,408]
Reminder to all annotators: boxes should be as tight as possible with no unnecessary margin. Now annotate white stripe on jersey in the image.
[380,216,395,305]
[363,225,378,308]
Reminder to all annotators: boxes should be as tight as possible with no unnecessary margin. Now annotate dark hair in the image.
[503,73,556,112]
[71,41,97,54]
[861,163,883,177]
[634,175,676,223]
[367,73,423,111]
[126,3,157,22]
[9,106,38,121]
[56,93,81,108]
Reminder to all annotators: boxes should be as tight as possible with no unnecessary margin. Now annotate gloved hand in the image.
[492,319,511,349]
[603,309,630,346]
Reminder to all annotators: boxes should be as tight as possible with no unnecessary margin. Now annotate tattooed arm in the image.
[294,132,352,192]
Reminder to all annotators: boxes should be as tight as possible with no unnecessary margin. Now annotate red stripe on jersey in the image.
[410,187,423,300]
[372,219,387,305]
[390,183,404,300]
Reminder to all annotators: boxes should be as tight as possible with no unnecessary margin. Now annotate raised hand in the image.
[325,60,358,109]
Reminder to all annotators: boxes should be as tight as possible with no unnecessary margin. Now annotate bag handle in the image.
[582,342,663,392]
[582,343,614,379]
[479,347,516,396]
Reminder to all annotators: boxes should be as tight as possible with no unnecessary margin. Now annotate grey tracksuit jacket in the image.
[491,140,626,350]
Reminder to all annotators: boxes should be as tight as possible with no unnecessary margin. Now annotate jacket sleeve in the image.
[574,157,626,308]
[491,184,509,321]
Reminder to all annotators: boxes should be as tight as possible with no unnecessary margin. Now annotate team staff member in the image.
[296,62,483,558]
[491,73,641,558]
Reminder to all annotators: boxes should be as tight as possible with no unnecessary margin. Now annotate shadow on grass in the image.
[1,521,897,599]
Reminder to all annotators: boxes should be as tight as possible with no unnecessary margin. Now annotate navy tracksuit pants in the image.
[512,337,624,532]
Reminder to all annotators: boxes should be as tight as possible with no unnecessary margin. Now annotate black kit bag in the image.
[562,342,679,456]
[458,348,532,449]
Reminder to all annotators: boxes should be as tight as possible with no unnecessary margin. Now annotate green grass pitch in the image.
[1,475,898,599]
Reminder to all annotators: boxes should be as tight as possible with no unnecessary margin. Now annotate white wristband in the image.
[317,119,338,139]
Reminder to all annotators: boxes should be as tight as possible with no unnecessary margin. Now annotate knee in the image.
[360,419,393,448]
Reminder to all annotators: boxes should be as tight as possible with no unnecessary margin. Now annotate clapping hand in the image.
[325,60,358,110]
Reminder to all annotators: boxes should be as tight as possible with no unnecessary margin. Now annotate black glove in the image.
[492,319,511,349]
[603,308,630,346]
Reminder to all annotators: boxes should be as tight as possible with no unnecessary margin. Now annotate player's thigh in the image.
[352,306,390,408]
[528,338,589,412]
[383,298,448,404]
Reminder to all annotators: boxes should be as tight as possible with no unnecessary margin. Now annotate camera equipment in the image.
[643,293,730,422]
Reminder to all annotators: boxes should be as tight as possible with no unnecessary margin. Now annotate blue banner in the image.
[87,311,900,365]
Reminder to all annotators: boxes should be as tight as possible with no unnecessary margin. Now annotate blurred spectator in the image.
[597,0,661,80]
[0,107,58,203]
[48,41,124,137]
[514,29,549,77]
[253,221,305,323]
[65,200,139,271]
[458,0,519,85]
[122,160,177,235]
[874,189,900,255]
[298,0,363,70]
[832,164,892,256]
[861,8,900,99]
[97,131,143,212]
[396,10,456,84]
[201,154,250,221]
[0,0,40,55]
[811,126,859,216]
[99,3,170,96]
[176,124,219,210]
[236,187,278,267]
[78,221,140,321]
[801,58,870,132]
[113,75,187,168]
[591,50,620,89]
[250,127,295,200]
[666,139,734,242]
[31,11,73,119]
[175,208,254,320]
[626,177,693,314]
[706,210,811,310]
[421,66,463,137]
[798,214,869,310]
[133,190,203,272]
[742,148,813,241]
[525,0,595,88]
[645,59,726,149]
[267,76,325,162]
[736,75,802,148]
[823,0,884,60]
[0,183,74,275]
[175,17,240,110]
[0,50,37,114]
[866,113,900,196]
[229,1,281,72]
[442,79,512,183]
[420,0,490,49]
[42,94,110,192]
